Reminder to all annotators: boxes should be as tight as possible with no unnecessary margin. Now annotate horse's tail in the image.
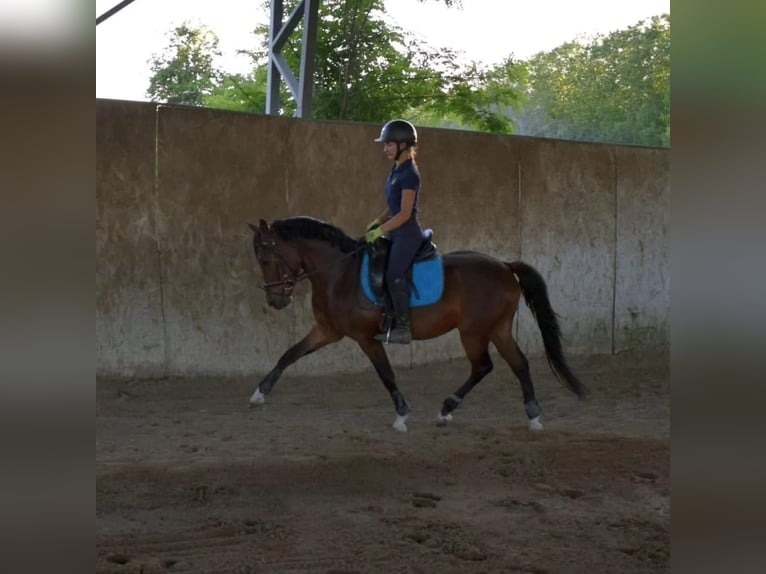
[507,261,589,399]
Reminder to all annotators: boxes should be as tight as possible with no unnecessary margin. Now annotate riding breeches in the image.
[386,224,422,291]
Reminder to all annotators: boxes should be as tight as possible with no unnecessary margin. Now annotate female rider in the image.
[364,119,422,345]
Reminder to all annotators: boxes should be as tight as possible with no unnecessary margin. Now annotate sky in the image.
[96,0,669,101]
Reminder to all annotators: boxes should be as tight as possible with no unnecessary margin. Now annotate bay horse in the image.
[248,216,587,432]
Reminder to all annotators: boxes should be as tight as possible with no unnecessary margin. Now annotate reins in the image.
[258,242,366,291]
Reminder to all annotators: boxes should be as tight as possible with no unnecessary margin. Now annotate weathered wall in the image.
[96,100,669,378]
[517,139,617,356]
[614,146,670,352]
[154,106,298,376]
[96,100,165,376]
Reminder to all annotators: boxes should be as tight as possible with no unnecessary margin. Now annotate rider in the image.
[364,119,422,345]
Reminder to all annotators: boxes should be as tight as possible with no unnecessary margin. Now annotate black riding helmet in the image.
[374,119,418,146]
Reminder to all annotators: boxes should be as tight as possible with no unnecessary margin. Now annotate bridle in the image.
[254,237,305,297]
[254,235,365,297]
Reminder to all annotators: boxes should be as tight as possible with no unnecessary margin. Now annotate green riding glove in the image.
[366,218,381,232]
[364,226,385,243]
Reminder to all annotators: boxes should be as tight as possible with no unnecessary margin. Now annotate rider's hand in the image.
[365,218,381,232]
[364,226,385,243]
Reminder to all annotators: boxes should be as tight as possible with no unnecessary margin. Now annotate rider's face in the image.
[383,141,400,160]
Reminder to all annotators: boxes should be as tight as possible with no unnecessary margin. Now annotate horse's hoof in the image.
[528,416,543,431]
[393,414,408,432]
[436,412,452,426]
[249,389,265,407]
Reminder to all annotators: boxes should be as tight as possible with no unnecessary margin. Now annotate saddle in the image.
[367,229,438,304]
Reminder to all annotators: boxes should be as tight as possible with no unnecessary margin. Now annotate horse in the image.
[247,216,587,432]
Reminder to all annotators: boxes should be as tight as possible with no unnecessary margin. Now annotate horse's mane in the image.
[271,216,360,253]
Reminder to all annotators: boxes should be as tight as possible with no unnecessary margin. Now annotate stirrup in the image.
[388,327,411,344]
[374,313,393,342]
[373,331,390,343]
[375,325,411,345]
[373,324,392,343]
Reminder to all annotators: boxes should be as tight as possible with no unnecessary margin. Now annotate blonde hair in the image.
[399,143,416,161]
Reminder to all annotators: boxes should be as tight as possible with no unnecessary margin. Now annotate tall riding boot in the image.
[375,277,411,344]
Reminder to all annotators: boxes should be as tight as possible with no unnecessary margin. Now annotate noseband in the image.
[255,238,305,296]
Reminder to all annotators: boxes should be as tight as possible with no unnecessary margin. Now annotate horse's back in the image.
[442,250,518,288]
[444,250,511,271]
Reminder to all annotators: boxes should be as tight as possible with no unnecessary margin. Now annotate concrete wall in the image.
[96,99,669,377]
[517,139,617,356]
[96,101,165,376]
[614,147,670,351]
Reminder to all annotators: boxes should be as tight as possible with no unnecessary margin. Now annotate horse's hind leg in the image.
[357,339,411,432]
[437,334,493,425]
[490,325,543,430]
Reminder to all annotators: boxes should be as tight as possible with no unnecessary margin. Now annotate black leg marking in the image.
[440,393,462,417]
[524,399,542,420]
[391,389,411,417]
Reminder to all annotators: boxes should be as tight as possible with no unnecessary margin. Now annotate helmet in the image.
[374,119,417,145]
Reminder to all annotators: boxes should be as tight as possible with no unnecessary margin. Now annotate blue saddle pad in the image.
[360,253,445,307]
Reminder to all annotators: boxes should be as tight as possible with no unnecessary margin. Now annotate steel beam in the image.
[298,0,319,118]
[266,0,319,118]
[266,0,285,115]
[96,0,138,26]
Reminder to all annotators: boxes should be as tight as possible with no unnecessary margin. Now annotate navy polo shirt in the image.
[385,159,421,220]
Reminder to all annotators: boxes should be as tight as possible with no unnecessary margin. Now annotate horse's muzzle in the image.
[268,294,292,309]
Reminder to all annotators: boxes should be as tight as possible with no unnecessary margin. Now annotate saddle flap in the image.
[367,239,390,300]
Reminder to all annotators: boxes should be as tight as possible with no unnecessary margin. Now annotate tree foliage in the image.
[146,24,222,106]
[145,1,522,133]
[226,0,523,132]
[252,0,419,121]
[144,7,669,146]
[202,69,269,113]
[514,14,670,147]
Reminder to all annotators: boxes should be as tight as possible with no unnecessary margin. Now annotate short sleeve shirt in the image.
[385,159,420,220]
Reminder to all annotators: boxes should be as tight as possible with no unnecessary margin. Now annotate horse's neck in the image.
[299,240,357,288]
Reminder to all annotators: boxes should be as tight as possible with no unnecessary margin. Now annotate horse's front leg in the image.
[357,339,410,432]
[249,325,339,407]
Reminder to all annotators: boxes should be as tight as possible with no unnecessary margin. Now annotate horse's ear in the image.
[259,219,269,232]
[247,222,257,232]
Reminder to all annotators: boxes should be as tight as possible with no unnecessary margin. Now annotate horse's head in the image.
[249,219,303,310]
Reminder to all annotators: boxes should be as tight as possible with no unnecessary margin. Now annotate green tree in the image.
[208,0,523,132]
[203,69,269,113]
[516,14,670,147]
[412,54,526,133]
[148,2,525,133]
[147,23,222,105]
